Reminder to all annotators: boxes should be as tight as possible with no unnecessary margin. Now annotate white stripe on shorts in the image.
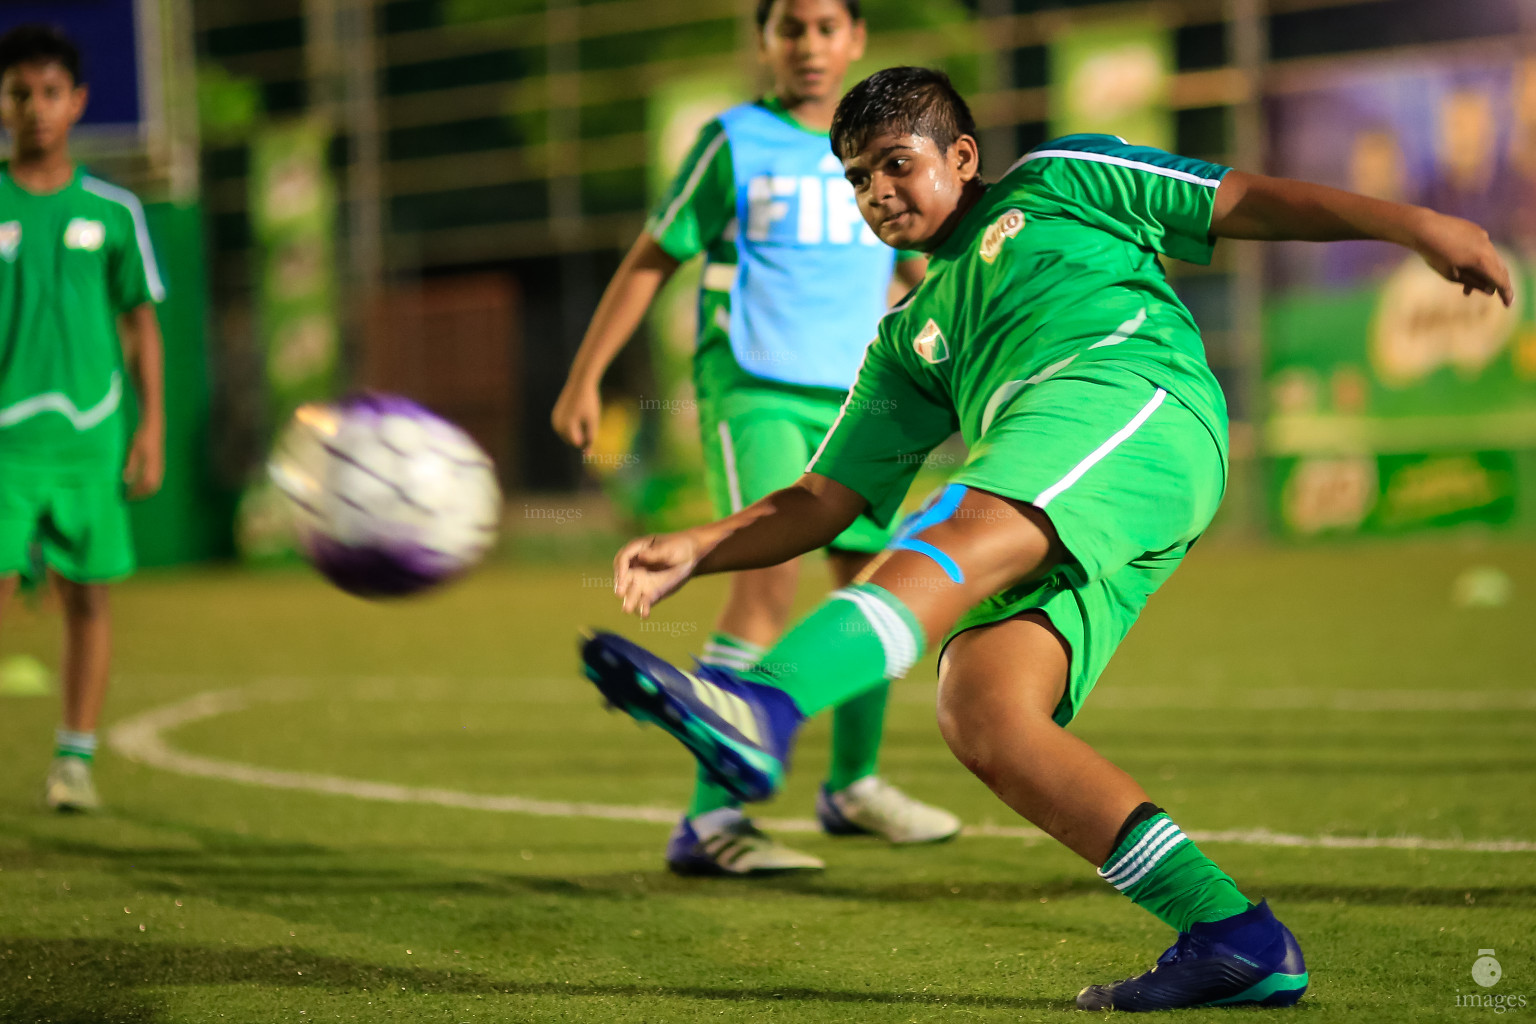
[1034,388,1167,509]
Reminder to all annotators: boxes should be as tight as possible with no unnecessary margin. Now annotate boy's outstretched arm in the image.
[1210,170,1514,307]
[614,474,867,617]
[550,233,680,451]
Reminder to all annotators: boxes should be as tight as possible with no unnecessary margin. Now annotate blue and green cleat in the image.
[1076,900,1308,1011]
[579,630,803,803]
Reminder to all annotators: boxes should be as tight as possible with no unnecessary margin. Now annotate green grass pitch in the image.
[1,537,1533,1022]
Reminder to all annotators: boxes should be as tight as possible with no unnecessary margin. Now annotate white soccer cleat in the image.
[45,756,100,813]
[666,814,825,876]
[817,775,962,844]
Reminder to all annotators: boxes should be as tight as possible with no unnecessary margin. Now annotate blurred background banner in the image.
[1264,47,1536,538]
[251,116,340,424]
[1048,13,1172,150]
[234,115,341,560]
[6,0,1536,563]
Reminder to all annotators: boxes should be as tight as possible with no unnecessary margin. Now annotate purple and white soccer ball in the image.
[268,394,502,598]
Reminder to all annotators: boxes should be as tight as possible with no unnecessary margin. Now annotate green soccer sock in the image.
[687,632,767,817]
[746,582,925,718]
[55,728,97,763]
[826,682,889,792]
[1098,808,1251,933]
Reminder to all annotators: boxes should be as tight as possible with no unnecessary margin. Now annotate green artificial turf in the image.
[1,537,1533,1022]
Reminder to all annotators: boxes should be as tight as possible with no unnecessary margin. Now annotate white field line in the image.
[108,687,1536,853]
[115,673,1536,712]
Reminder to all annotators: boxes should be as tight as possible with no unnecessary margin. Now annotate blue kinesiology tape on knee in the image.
[889,483,967,584]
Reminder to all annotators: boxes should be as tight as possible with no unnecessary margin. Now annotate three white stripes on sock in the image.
[1098,818,1190,891]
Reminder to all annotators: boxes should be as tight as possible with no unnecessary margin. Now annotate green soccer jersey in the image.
[0,165,164,476]
[808,134,1233,526]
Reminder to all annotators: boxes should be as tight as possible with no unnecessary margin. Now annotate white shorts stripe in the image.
[1034,388,1166,509]
[717,421,744,512]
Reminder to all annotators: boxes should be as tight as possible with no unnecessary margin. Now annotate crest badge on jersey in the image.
[0,221,19,261]
[913,318,950,364]
[64,218,106,252]
[979,208,1026,264]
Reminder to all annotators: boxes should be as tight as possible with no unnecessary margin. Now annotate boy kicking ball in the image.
[581,67,1511,1010]
[555,0,955,877]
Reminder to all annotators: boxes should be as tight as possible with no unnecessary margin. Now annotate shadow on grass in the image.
[0,937,1071,1020]
[12,819,1536,911]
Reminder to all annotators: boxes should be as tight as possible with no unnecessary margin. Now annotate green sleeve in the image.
[107,202,164,310]
[805,337,959,527]
[646,119,735,262]
[1022,135,1232,265]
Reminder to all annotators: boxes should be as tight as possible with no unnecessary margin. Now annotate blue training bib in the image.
[711,101,898,390]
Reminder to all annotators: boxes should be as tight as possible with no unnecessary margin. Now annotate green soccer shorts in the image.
[940,364,1227,726]
[0,471,136,584]
[698,381,893,556]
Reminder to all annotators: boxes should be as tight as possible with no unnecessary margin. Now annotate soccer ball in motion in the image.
[268,394,502,598]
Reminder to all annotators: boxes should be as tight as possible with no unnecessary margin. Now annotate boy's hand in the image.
[614,530,705,617]
[551,382,602,452]
[124,422,164,499]
[1411,210,1514,307]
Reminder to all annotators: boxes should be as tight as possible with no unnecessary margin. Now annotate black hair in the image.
[830,66,978,162]
[755,0,862,29]
[0,24,83,85]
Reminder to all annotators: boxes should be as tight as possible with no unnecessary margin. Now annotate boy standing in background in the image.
[0,25,166,812]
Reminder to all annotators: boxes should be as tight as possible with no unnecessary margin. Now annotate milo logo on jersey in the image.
[980,209,1026,263]
[745,154,881,246]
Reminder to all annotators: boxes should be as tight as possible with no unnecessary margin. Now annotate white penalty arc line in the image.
[108,688,1536,854]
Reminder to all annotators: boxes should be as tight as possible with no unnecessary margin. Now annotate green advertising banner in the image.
[1263,55,1536,538]
[1048,15,1172,150]
[250,116,340,417]
[236,116,341,558]
[127,201,235,565]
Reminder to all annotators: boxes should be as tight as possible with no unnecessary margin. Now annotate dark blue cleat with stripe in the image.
[580,630,803,803]
[1076,900,1308,1011]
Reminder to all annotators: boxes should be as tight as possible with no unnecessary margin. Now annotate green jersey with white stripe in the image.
[808,135,1232,526]
[0,166,163,476]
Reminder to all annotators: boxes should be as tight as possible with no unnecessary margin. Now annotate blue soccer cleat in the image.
[579,631,802,803]
[1076,900,1308,1011]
